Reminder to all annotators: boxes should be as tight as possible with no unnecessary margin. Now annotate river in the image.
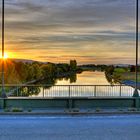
[30,71,135,97]
[56,71,110,85]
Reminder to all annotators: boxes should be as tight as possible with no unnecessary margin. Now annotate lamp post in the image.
[1,0,7,98]
[133,0,139,97]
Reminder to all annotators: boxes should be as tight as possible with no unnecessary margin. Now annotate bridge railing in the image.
[0,85,138,98]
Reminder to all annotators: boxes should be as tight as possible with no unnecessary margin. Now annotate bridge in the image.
[0,85,140,109]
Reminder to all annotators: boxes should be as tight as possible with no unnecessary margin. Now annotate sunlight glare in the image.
[2,52,9,59]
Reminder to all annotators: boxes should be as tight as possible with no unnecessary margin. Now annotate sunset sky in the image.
[0,0,140,64]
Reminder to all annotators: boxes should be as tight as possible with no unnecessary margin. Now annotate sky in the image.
[0,0,140,64]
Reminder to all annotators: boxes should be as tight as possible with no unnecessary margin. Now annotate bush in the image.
[128,108,137,112]
[11,107,23,112]
[114,68,126,73]
[95,108,101,112]
[72,108,80,112]
[27,108,32,112]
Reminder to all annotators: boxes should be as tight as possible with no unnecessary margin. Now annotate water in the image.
[56,71,109,85]
[31,71,135,97]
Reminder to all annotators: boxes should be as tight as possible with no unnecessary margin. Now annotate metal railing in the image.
[0,85,138,98]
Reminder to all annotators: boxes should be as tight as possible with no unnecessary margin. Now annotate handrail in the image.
[0,84,127,87]
[0,84,137,98]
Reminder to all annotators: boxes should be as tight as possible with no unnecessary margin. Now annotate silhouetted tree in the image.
[70,60,77,71]
[130,65,135,72]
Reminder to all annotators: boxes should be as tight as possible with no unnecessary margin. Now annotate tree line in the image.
[0,59,79,84]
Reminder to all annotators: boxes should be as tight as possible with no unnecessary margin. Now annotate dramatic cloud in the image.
[0,0,139,64]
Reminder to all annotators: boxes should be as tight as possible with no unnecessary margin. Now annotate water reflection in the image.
[11,72,77,97]
[9,71,136,97]
[56,71,110,85]
[31,71,135,97]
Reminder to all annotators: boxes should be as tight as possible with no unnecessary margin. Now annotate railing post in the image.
[68,85,73,109]
[120,85,122,97]
[20,86,22,97]
[43,86,45,98]
[69,85,71,98]
[94,86,96,97]
[16,86,19,96]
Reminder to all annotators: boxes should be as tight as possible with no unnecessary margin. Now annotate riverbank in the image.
[121,72,140,82]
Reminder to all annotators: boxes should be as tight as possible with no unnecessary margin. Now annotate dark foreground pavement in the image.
[0,115,140,140]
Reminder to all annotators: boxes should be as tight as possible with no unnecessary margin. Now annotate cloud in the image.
[36,55,138,65]
[0,0,139,64]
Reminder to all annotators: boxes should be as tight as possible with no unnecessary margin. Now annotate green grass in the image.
[4,107,24,112]
[113,68,140,82]
[114,68,126,73]
[11,107,23,112]
[121,72,140,82]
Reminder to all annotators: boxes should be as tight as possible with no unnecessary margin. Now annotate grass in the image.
[114,68,126,73]
[4,107,24,112]
[113,68,140,82]
[128,108,138,112]
[11,107,23,112]
[95,107,102,112]
[27,108,32,112]
[121,72,140,82]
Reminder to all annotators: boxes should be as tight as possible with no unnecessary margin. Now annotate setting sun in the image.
[1,52,9,59]
[4,53,8,59]
[0,52,14,59]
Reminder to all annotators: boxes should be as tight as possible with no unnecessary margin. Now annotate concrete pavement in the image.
[0,115,140,140]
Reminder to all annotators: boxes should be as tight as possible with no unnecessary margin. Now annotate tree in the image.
[57,63,70,72]
[31,63,42,79]
[14,62,29,82]
[41,63,56,78]
[26,65,34,81]
[105,65,114,75]
[130,65,135,72]
[70,60,77,71]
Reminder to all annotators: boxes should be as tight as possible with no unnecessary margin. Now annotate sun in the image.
[3,53,9,59]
